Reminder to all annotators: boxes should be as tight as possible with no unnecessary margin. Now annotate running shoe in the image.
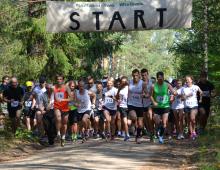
[71,134,77,142]
[159,136,164,144]
[124,135,130,141]
[136,137,141,144]
[177,134,182,140]
[61,139,65,147]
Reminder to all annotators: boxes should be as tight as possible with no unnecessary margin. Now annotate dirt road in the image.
[0,137,198,170]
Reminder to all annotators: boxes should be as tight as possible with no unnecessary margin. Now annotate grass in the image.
[198,97,220,170]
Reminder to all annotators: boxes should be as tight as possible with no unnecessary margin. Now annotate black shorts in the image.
[153,107,170,116]
[68,109,78,124]
[118,107,128,118]
[23,107,36,119]
[103,106,117,116]
[8,106,22,118]
[143,106,151,113]
[128,105,143,118]
[184,106,198,114]
[198,104,211,116]
[77,110,91,122]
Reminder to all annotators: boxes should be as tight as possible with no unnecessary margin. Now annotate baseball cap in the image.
[26,81,33,87]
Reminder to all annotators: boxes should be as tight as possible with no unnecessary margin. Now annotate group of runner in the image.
[0,69,215,146]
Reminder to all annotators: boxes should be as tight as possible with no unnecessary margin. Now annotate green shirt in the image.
[153,82,170,108]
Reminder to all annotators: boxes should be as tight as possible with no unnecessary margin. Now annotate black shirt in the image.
[3,85,24,109]
[197,80,214,106]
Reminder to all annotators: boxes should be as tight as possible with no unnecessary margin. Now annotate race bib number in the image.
[186,100,193,106]
[25,101,32,107]
[156,96,166,103]
[105,98,114,103]
[202,91,210,97]
[11,101,19,107]
[132,94,140,101]
[56,92,64,100]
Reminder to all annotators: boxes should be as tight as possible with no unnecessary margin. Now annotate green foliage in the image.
[171,0,220,85]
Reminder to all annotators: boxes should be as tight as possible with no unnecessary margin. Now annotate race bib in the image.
[25,101,32,107]
[186,100,193,106]
[131,94,141,101]
[156,96,166,103]
[56,92,64,100]
[11,101,19,107]
[105,98,114,103]
[202,91,210,97]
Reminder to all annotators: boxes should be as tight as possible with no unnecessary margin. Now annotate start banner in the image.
[46,0,192,33]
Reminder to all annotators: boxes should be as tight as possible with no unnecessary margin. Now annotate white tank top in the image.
[182,85,200,108]
[128,80,143,107]
[119,86,128,108]
[103,87,118,110]
[171,87,184,109]
[76,89,91,113]
[142,80,152,107]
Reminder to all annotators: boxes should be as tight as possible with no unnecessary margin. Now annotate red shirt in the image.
[54,85,69,112]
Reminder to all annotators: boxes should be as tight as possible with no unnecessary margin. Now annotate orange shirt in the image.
[54,85,69,112]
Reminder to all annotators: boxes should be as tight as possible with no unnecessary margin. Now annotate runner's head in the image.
[56,74,64,85]
[26,81,33,92]
[39,76,46,87]
[185,75,193,86]
[68,80,76,91]
[200,71,208,83]
[2,75,9,85]
[120,76,128,88]
[96,81,103,93]
[114,78,120,88]
[141,68,149,81]
[10,77,18,88]
[156,71,164,84]
[132,69,140,83]
[107,77,114,89]
[176,79,183,88]
[87,76,95,88]
[78,79,85,91]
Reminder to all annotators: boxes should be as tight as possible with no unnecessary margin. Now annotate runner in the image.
[103,77,118,140]
[127,69,144,144]
[33,76,47,137]
[115,76,130,141]
[23,81,36,131]
[53,74,72,146]
[197,72,215,133]
[171,79,185,140]
[0,76,10,127]
[150,72,176,144]
[3,77,24,133]
[93,81,104,138]
[182,75,203,140]
[76,79,96,142]
[141,68,154,141]
[115,78,122,137]
[67,80,78,142]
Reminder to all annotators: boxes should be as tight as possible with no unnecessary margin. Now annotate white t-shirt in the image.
[182,85,200,108]
[76,89,91,113]
[119,86,128,108]
[172,87,184,110]
[142,80,152,107]
[103,87,118,110]
[33,86,47,108]
[128,80,143,107]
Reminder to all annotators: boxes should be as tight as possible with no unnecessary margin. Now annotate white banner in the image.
[46,0,192,33]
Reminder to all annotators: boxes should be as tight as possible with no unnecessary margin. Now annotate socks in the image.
[136,128,142,138]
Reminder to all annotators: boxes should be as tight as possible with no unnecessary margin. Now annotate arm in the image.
[88,91,96,105]
[198,87,203,103]
[168,84,177,96]
[150,85,157,106]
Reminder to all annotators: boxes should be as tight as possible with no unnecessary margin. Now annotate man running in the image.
[150,72,176,144]
[3,77,24,133]
[127,69,144,144]
[53,74,72,146]
[141,68,154,141]
[197,72,215,133]
[76,79,96,142]
[23,81,36,131]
